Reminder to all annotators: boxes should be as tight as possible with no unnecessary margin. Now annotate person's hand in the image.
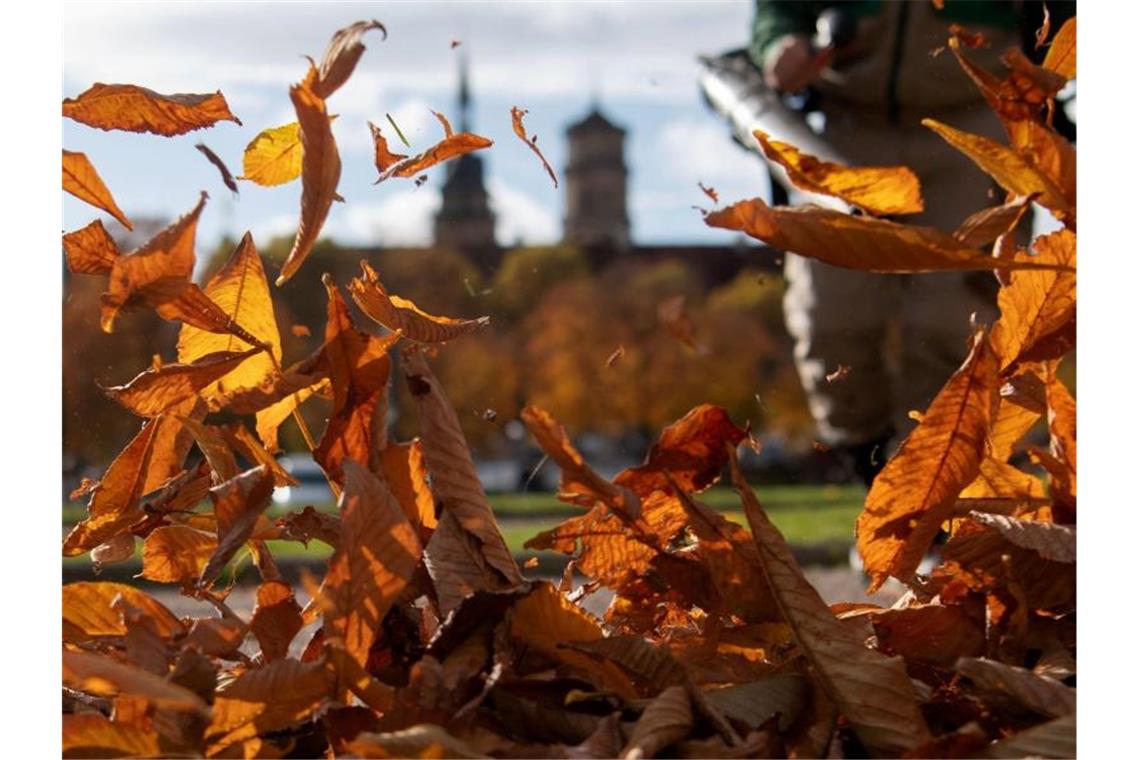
[762,34,817,92]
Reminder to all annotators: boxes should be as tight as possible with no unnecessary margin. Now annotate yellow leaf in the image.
[753,129,922,216]
[1042,18,1076,79]
[992,230,1076,370]
[104,347,264,418]
[240,116,338,187]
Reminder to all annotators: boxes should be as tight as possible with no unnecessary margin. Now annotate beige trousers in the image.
[779,102,1006,449]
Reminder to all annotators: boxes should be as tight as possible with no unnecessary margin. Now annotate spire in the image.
[458,48,471,133]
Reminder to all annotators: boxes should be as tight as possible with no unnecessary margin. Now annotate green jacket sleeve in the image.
[749,1,824,70]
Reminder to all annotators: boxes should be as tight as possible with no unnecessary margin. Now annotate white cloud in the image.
[324,187,441,247]
[488,178,560,246]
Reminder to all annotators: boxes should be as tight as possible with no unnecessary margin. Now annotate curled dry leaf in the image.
[63,219,120,275]
[620,685,693,760]
[314,19,387,99]
[349,260,490,343]
[955,657,1075,718]
[347,725,486,759]
[731,451,931,755]
[104,347,264,418]
[698,182,719,203]
[369,121,408,174]
[277,66,342,286]
[63,581,183,642]
[199,465,275,588]
[194,142,238,194]
[856,330,999,590]
[968,512,1075,563]
[63,650,209,715]
[404,350,522,586]
[62,150,133,230]
[510,107,558,188]
[705,197,1070,274]
[952,195,1034,249]
[63,83,240,135]
[376,113,493,182]
[753,129,923,216]
[947,40,1066,128]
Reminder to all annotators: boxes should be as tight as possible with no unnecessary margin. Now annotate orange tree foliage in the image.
[61,16,1075,759]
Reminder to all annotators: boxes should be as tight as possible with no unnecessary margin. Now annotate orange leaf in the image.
[510,106,558,188]
[376,114,492,183]
[753,129,923,216]
[63,82,240,136]
[63,650,208,715]
[324,460,422,693]
[63,581,183,643]
[140,525,217,584]
[952,195,1034,249]
[1042,17,1076,80]
[404,350,522,586]
[250,580,304,661]
[62,713,161,759]
[198,465,276,588]
[206,658,330,754]
[375,440,438,534]
[277,66,342,285]
[992,229,1076,370]
[923,119,1074,221]
[62,150,133,230]
[424,509,519,616]
[730,452,931,755]
[368,121,407,174]
[705,196,1068,273]
[314,20,387,99]
[948,40,1066,127]
[104,347,264,418]
[63,219,121,275]
[349,260,490,343]
[856,330,999,590]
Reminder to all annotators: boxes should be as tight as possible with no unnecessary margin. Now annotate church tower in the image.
[563,106,630,251]
[433,51,498,269]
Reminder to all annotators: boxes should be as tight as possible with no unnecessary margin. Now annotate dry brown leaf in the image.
[63,582,184,643]
[324,460,422,692]
[376,114,493,182]
[948,40,1066,128]
[63,219,121,275]
[277,66,342,285]
[369,121,408,174]
[424,510,515,616]
[702,675,809,731]
[63,83,240,135]
[967,512,1075,563]
[621,685,693,759]
[349,260,490,343]
[346,725,486,759]
[511,107,558,188]
[956,657,1075,718]
[205,658,330,754]
[731,451,931,755]
[314,20,387,99]
[104,347,264,418]
[868,604,985,666]
[375,440,438,534]
[923,119,1073,222]
[199,465,275,588]
[140,525,217,584]
[276,505,342,548]
[63,650,208,715]
[404,350,522,585]
[980,713,1075,758]
[952,195,1034,249]
[249,580,304,662]
[856,331,999,589]
[992,230,1076,370]
[753,129,923,216]
[62,150,133,230]
[195,142,238,194]
[1046,369,1076,493]
[62,713,161,759]
[1042,18,1076,79]
[705,197,1069,274]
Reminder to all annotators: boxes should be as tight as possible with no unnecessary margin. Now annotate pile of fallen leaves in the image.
[62,16,1075,759]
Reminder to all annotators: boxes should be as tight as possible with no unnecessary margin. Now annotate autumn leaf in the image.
[404,350,522,586]
[62,150,133,230]
[753,129,923,215]
[239,117,337,187]
[424,510,517,616]
[199,465,275,588]
[104,347,264,418]
[63,650,208,715]
[314,20,387,99]
[250,580,304,661]
[376,112,493,182]
[195,143,238,194]
[967,512,1075,563]
[205,658,330,754]
[63,581,183,643]
[705,197,1070,274]
[952,195,1034,249]
[621,686,693,759]
[140,525,217,584]
[857,330,999,589]
[369,121,407,174]
[62,713,161,759]
[63,82,240,135]
[63,219,121,274]
[923,119,1074,221]
[349,260,490,344]
[867,604,985,666]
[956,657,1075,718]
[730,451,931,755]
[324,460,422,695]
[277,66,342,286]
[375,440,438,534]
[992,229,1076,370]
[948,40,1066,128]
[982,713,1075,758]
[510,107,558,188]
[1043,18,1076,80]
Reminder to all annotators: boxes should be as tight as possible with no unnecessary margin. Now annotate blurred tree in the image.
[489,244,590,322]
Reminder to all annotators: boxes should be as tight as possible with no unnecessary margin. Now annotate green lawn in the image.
[63,483,863,572]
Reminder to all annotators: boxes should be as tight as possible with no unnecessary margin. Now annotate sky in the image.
[62,1,770,252]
